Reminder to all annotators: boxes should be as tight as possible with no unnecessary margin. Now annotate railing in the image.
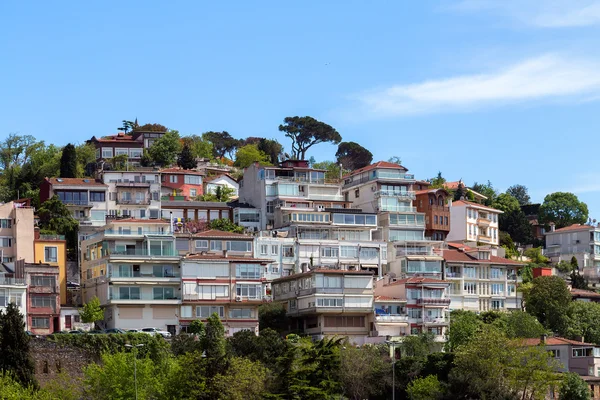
[271,176,340,185]
[379,205,417,213]
[396,248,437,256]
[374,190,416,200]
[375,314,409,322]
[115,182,152,187]
[477,217,491,224]
[423,317,447,324]
[376,172,415,180]
[116,198,151,205]
[308,193,344,201]
[110,271,180,278]
[161,195,187,201]
[62,200,90,206]
[105,229,172,236]
[446,272,462,278]
[507,274,518,280]
[38,234,65,241]
[108,248,179,257]
[110,293,181,301]
[430,205,450,212]
[0,277,26,286]
[416,298,451,306]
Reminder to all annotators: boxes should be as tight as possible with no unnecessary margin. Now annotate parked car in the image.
[69,330,84,334]
[127,329,141,333]
[25,331,39,338]
[104,328,126,334]
[140,327,172,338]
[88,330,104,334]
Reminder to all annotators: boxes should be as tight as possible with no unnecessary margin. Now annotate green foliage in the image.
[108,154,128,171]
[339,343,391,400]
[59,143,77,178]
[446,310,482,352]
[257,138,283,165]
[207,218,244,233]
[210,356,268,400]
[117,120,137,134]
[500,207,534,244]
[233,144,272,168]
[278,116,342,160]
[559,372,591,400]
[203,313,226,360]
[200,185,235,202]
[134,123,167,132]
[565,301,600,345]
[189,319,205,336]
[0,373,42,400]
[471,180,497,206]
[493,193,520,214]
[453,181,468,201]
[181,135,213,160]
[37,195,79,250]
[79,296,104,324]
[227,328,288,370]
[140,149,153,167]
[311,160,346,181]
[171,333,202,356]
[406,375,443,400]
[506,184,531,206]
[335,141,373,171]
[524,247,548,264]
[388,155,402,164]
[258,302,289,332]
[429,172,446,188]
[75,143,97,177]
[502,311,547,339]
[526,276,571,333]
[0,303,37,388]
[148,130,182,166]
[177,143,196,170]
[539,192,589,229]
[556,260,573,273]
[570,256,589,290]
[398,333,435,358]
[203,131,239,159]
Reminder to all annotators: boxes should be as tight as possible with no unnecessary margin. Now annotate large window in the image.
[315,275,342,288]
[195,240,208,249]
[360,248,379,259]
[389,230,424,241]
[0,219,11,228]
[226,241,252,252]
[129,149,142,158]
[117,286,140,300]
[317,298,343,307]
[277,183,299,196]
[102,148,113,158]
[323,316,364,328]
[332,213,377,225]
[229,308,253,319]
[184,175,201,185]
[491,300,504,310]
[464,266,477,278]
[464,282,477,294]
[236,264,262,279]
[282,245,294,258]
[491,268,503,279]
[115,148,129,156]
[340,246,358,258]
[389,214,425,226]
[169,175,178,183]
[31,317,49,328]
[196,306,224,318]
[31,276,56,287]
[210,241,223,251]
[236,284,261,299]
[195,285,229,299]
[153,287,175,300]
[0,238,12,247]
[320,247,339,258]
[89,191,105,202]
[491,284,504,295]
[31,296,53,308]
[44,247,58,263]
[291,213,330,223]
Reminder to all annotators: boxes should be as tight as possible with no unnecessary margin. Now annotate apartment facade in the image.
[239,160,346,230]
[88,131,165,166]
[374,276,450,342]
[0,263,27,325]
[545,224,600,286]
[443,244,522,312]
[180,254,271,335]
[204,174,239,198]
[34,233,68,305]
[415,188,451,241]
[101,171,162,220]
[272,269,374,344]
[80,219,180,334]
[447,200,502,246]
[161,201,232,224]
[160,168,204,200]
[0,201,34,263]
[25,262,61,335]
[371,295,409,339]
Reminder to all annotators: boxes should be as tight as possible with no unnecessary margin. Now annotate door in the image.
[65,315,72,330]
[167,325,176,336]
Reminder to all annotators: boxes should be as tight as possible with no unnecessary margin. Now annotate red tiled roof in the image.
[193,229,251,239]
[91,133,138,143]
[343,161,408,178]
[47,178,107,187]
[444,181,461,190]
[185,254,272,263]
[415,188,449,196]
[571,288,600,299]
[552,224,591,233]
[160,168,204,175]
[521,337,594,346]
[451,200,502,213]
[205,173,237,183]
[443,248,524,265]
[375,295,405,302]
[387,277,448,286]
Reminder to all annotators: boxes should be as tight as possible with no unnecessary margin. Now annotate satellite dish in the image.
[284,153,290,160]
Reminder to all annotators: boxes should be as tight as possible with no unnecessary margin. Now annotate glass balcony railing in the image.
[62,199,90,206]
[110,270,180,278]
[379,205,417,213]
[374,191,416,200]
[375,171,415,180]
[108,248,179,257]
[0,277,26,286]
[105,229,172,236]
[109,293,181,301]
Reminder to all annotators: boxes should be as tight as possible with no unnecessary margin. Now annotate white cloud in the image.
[450,0,600,28]
[356,54,600,117]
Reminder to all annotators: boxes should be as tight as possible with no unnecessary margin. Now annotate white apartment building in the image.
[254,234,296,284]
[371,295,409,339]
[101,171,162,220]
[0,263,27,325]
[447,200,502,246]
[80,219,180,334]
[443,244,522,312]
[545,223,600,286]
[238,160,345,230]
[41,178,108,227]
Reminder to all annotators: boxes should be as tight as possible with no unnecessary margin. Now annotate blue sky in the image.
[1,1,600,215]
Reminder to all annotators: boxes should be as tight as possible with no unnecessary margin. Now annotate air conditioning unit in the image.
[316,205,325,212]
[371,185,376,192]
[235,295,242,302]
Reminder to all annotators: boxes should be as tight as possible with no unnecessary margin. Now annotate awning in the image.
[405,255,444,261]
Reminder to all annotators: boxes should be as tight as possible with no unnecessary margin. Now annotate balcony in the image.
[446,272,462,278]
[0,277,26,286]
[29,285,59,294]
[308,193,344,201]
[379,205,417,213]
[109,293,181,303]
[104,229,172,237]
[477,217,491,226]
[115,182,151,188]
[374,190,416,200]
[416,298,451,306]
[375,171,415,181]
[38,234,65,241]
[423,317,448,325]
[108,248,179,258]
[110,270,180,279]
[161,195,188,201]
[271,175,340,185]
[116,198,151,205]
[62,200,92,207]
[375,314,409,323]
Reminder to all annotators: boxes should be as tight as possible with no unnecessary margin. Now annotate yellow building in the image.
[34,234,67,305]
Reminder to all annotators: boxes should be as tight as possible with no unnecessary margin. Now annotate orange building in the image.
[34,232,67,305]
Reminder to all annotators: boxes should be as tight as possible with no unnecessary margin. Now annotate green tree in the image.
[312,160,346,181]
[207,218,244,233]
[171,333,202,356]
[453,181,468,201]
[502,311,547,339]
[0,303,36,388]
[117,120,137,134]
[211,357,268,400]
[181,135,213,159]
[493,193,520,214]
[471,180,497,206]
[406,375,443,400]
[278,116,342,160]
[526,276,571,333]
[134,123,167,132]
[79,296,104,325]
[59,143,77,178]
[445,310,482,351]
[233,144,272,168]
[0,373,42,400]
[501,208,534,245]
[203,131,239,159]
[524,247,548,264]
[148,130,182,166]
[177,143,196,170]
[565,301,600,345]
[257,138,283,165]
[388,156,402,164]
[429,172,446,189]
[140,149,153,167]
[539,192,589,229]
[398,332,435,358]
[37,195,79,252]
[506,184,531,206]
[203,312,226,360]
[570,256,589,290]
[335,141,373,171]
[109,154,128,171]
[339,344,391,400]
[258,302,288,332]
[189,319,205,336]
[199,185,235,202]
[75,143,97,177]
[559,372,591,400]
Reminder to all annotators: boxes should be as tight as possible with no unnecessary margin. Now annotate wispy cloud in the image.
[355,54,600,117]
[450,0,600,28]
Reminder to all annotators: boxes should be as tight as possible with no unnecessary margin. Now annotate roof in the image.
[571,288,600,299]
[521,337,594,347]
[551,224,593,233]
[272,268,374,283]
[160,168,204,176]
[193,229,251,239]
[443,247,524,265]
[443,181,488,200]
[205,173,237,183]
[415,188,449,196]
[386,277,449,286]
[184,254,272,263]
[227,201,256,209]
[47,177,107,187]
[451,200,502,213]
[89,133,138,143]
[109,218,169,224]
[161,201,232,209]
[375,296,406,302]
[343,161,408,178]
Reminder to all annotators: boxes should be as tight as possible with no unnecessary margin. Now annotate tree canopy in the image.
[335,141,373,171]
[59,143,77,178]
[471,180,497,206]
[79,296,104,325]
[278,116,341,160]
[203,131,239,159]
[429,172,446,189]
[0,303,36,389]
[506,184,531,206]
[525,276,571,333]
[233,144,272,168]
[539,192,589,229]
[177,143,196,170]
[148,130,182,167]
[181,135,213,160]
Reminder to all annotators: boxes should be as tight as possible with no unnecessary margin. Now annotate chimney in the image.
[540,334,547,344]
[222,250,228,258]
[550,223,555,232]
[34,227,40,240]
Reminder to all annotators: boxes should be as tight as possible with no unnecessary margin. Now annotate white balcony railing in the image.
[375,314,409,322]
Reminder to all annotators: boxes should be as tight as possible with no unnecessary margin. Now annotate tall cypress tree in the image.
[177,143,196,170]
[0,303,37,388]
[59,143,77,178]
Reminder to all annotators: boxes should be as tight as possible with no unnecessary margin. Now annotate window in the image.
[90,191,105,202]
[31,296,53,308]
[185,175,201,185]
[282,245,294,258]
[236,284,261,299]
[0,238,12,247]
[266,201,274,214]
[210,241,223,251]
[550,350,560,358]
[463,267,476,278]
[169,175,178,183]
[491,268,502,279]
[195,240,208,249]
[271,245,279,255]
[189,189,197,197]
[44,247,58,263]
[444,216,448,225]
[260,245,268,255]
[316,275,342,288]
[491,284,504,295]
[229,308,253,318]
[464,282,477,294]
[31,276,56,287]
[340,246,358,258]
[116,286,140,300]
[491,300,504,310]
[320,247,339,258]
[102,148,113,158]
[434,215,438,224]
[96,148,101,159]
[0,219,11,228]
[355,189,360,198]
[153,287,175,300]
[181,305,192,318]
[226,241,252,252]
[8,292,21,306]
[32,317,49,328]
[507,284,516,296]
[317,298,343,307]
[323,316,365,328]
[129,149,142,158]
[115,148,129,156]
[236,264,262,279]
[196,306,224,318]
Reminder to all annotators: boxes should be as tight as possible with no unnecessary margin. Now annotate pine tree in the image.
[454,182,467,201]
[59,143,77,178]
[570,256,589,290]
[0,303,37,388]
[177,143,196,170]
[203,313,226,360]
